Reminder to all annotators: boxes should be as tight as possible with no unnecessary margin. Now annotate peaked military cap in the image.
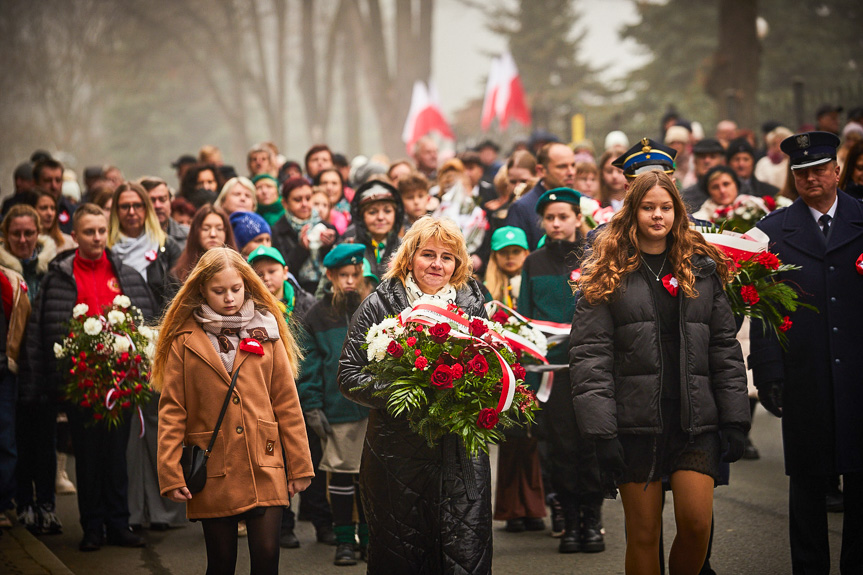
[780,131,840,170]
[612,138,677,179]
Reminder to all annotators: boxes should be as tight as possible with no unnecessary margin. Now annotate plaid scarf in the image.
[194,299,280,373]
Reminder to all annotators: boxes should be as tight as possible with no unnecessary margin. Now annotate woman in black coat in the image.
[569,171,750,575]
[338,216,492,574]
[337,179,403,281]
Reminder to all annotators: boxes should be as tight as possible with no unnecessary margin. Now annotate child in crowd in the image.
[230,211,272,257]
[396,173,431,230]
[253,174,285,227]
[311,189,348,236]
[520,187,604,555]
[296,244,371,566]
[155,248,314,575]
[574,162,599,198]
[484,226,529,309]
[247,245,315,325]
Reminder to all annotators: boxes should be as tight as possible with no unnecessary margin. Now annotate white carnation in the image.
[113,335,131,354]
[138,325,154,340]
[113,295,132,309]
[145,342,156,359]
[53,342,64,358]
[365,317,399,345]
[366,336,390,362]
[107,310,126,326]
[83,317,102,336]
[72,303,89,318]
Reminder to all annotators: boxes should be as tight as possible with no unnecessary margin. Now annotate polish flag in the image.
[480,51,532,131]
[402,81,455,153]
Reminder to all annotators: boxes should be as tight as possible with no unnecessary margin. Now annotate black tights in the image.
[201,507,283,575]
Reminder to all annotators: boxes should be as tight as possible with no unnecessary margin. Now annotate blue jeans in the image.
[0,371,17,510]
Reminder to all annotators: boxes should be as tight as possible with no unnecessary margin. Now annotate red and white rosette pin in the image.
[145,249,158,262]
[661,274,679,297]
[240,338,265,356]
[570,268,582,283]
[856,253,863,276]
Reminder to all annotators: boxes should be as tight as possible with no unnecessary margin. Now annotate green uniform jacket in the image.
[297,294,369,424]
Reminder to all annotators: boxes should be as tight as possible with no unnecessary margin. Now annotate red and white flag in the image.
[402,81,454,153]
[481,51,532,131]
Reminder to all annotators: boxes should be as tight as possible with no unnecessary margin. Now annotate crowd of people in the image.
[0,101,861,575]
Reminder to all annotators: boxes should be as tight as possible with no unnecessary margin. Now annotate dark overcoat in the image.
[749,191,863,476]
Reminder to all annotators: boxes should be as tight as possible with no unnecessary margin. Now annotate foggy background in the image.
[1,0,861,188]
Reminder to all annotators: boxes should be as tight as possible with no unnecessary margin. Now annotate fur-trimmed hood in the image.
[0,235,57,276]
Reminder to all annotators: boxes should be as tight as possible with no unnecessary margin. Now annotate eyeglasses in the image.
[118,203,145,213]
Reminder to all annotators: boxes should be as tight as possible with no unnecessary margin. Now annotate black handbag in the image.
[181,366,241,494]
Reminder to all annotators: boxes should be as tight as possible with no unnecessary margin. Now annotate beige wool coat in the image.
[157,318,314,519]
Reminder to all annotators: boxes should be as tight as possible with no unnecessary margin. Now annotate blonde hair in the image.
[214,177,258,211]
[108,182,166,248]
[151,248,302,390]
[383,215,472,290]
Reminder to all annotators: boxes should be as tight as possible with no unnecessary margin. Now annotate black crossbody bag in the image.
[181,366,241,494]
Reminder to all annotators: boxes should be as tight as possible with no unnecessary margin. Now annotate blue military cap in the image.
[322,243,366,269]
[612,138,677,179]
[535,187,582,214]
[780,131,840,170]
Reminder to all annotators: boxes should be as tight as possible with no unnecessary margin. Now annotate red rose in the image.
[755,251,780,270]
[80,400,91,408]
[741,285,760,305]
[469,318,488,337]
[134,383,143,392]
[512,363,527,380]
[414,356,429,370]
[430,365,454,389]
[386,341,404,358]
[414,349,422,357]
[764,195,777,211]
[451,364,464,380]
[406,336,417,347]
[415,325,423,332]
[134,354,142,363]
[779,316,792,332]
[119,352,130,363]
[491,310,509,324]
[429,322,451,343]
[121,401,131,409]
[93,413,103,420]
[467,354,489,376]
[476,408,499,429]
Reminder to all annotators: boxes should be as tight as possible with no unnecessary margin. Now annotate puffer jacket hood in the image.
[346,180,404,248]
[338,276,493,573]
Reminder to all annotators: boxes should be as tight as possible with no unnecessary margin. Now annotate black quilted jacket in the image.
[569,254,750,439]
[338,277,493,574]
[20,248,157,405]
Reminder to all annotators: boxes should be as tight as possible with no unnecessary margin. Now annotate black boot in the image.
[579,504,605,553]
[558,507,581,553]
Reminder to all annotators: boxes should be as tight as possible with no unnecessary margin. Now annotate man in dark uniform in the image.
[749,131,863,574]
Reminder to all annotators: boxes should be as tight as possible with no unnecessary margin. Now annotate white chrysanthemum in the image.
[138,325,154,340]
[519,325,548,356]
[83,317,102,336]
[145,342,156,359]
[72,303,89,318]
[53,342,64,358]
[365,317,399,345]
[113,335,131,354]
[366,336,390,362]
[107,310,126,326]
[113,295,132,309]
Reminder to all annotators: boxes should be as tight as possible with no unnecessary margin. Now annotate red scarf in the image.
[73,251,122,312]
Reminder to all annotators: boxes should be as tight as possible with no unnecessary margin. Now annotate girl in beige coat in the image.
[153,248,313,575]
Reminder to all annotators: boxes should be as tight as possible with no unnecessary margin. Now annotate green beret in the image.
[535,187,582,215]
[323,243,365,269]
[491,226,529,251]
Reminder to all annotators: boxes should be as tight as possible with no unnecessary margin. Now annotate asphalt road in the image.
[38,406,844,574]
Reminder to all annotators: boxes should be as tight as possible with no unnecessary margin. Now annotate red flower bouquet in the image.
[359,297,539,455]
[55,296,157,428]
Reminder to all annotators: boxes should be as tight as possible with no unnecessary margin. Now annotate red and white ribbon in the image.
[485,300,571,337]
[698,227,769,261]
[398,304,515,413]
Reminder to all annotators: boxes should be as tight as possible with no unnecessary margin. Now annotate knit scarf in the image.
[286,209,324,286]
[257,201,285,227]
[193,299,280,373]
[404,273,457,308]
[112,233,159,281]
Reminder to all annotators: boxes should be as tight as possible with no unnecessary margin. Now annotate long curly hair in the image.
[151,248,301,391]
[579,171,732,305]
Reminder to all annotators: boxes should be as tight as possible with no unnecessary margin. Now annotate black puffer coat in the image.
[20,248,157,405]
[338,277,492,574]
[569,254,750,439]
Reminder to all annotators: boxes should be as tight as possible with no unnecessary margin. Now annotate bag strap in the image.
[205,364,241,455]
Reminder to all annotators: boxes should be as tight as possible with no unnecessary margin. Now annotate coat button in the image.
[831,297,837,303]
[232,395,239,404]
[835,358,841,364]
[833,327,839,333]
[236,426,243,434]
[829,266,835,272]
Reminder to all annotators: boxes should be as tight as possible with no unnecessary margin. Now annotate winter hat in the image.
[725,137,756,162]
[230,211,271,251]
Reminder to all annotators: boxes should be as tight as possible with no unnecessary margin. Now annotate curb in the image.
[1,526,74,575]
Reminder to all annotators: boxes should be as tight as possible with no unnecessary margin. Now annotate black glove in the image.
[304,409,332,438]
[594,437,626,479]
[757,382,783,418]
[720,427,747,463]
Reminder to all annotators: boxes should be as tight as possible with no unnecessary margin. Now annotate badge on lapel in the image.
[857,254,863,276]
[661,274,679,297]
[145,250,158,262]
[239,338,265,356]
[570,268,582,283]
